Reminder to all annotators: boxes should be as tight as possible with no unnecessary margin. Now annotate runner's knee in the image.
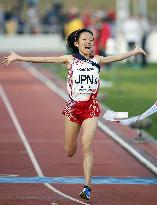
[65,146,76,157]
[82,143,92,156]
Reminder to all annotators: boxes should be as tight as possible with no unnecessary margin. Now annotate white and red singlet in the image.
[63,53,101,124]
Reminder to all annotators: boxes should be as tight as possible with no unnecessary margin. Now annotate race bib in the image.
[72,69,99,94]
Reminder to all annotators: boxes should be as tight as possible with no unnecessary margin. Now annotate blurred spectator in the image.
[122,16,142,65]
[42,0,65,33]
[81,9,92,29]
[4,11,18,35]
[11,0,26,34]
[27,3,40,34]
[122,16,142,49]
[98,16,112,57]
[107,9,116,38]
[90,10,105,55]
[64,7,84,37]
[5,19,18,35]
[17,16,25,34]
[90,10,116,56]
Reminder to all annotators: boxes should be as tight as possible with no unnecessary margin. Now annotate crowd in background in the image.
[0,0,117,55]
[0,0,153,65]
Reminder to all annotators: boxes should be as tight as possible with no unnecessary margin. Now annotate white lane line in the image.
[0,85,89,205]
[23,62,157,176]
[0,174,19,177]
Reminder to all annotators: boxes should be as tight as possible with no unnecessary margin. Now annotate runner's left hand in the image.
[134,47,147,56]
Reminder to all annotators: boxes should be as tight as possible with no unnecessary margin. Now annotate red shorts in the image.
[62,97,100,125]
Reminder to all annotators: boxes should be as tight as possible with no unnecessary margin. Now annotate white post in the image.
[139,0,147,17]
[116,0,130,53]
[116,0,130,25]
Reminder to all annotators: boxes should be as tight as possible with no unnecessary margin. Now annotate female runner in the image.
[2,28,146,200]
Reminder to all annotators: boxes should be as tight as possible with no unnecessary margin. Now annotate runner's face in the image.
[75,32,94,57]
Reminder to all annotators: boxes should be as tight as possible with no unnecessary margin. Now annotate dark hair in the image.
[66,28,93,54]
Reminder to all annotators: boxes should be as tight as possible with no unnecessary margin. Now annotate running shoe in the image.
[79,186,91,200]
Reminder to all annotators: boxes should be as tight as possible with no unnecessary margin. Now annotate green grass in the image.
[42,62,157,139]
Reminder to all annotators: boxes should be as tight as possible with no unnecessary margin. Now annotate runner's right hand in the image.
[2,52,19,66]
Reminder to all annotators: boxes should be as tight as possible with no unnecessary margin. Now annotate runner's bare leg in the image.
[64,116,81,157]
[82,117,98,187]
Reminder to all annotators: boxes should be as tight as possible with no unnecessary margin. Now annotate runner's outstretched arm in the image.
[97,47,147,64]
[2,52,70,66]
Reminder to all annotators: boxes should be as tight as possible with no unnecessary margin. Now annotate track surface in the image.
[0,59,157,205]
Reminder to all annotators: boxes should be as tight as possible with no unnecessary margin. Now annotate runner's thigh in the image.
[64,116,81,148]
[82,117,98,146]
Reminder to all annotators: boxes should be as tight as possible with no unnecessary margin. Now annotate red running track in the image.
[0,59,157,205]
